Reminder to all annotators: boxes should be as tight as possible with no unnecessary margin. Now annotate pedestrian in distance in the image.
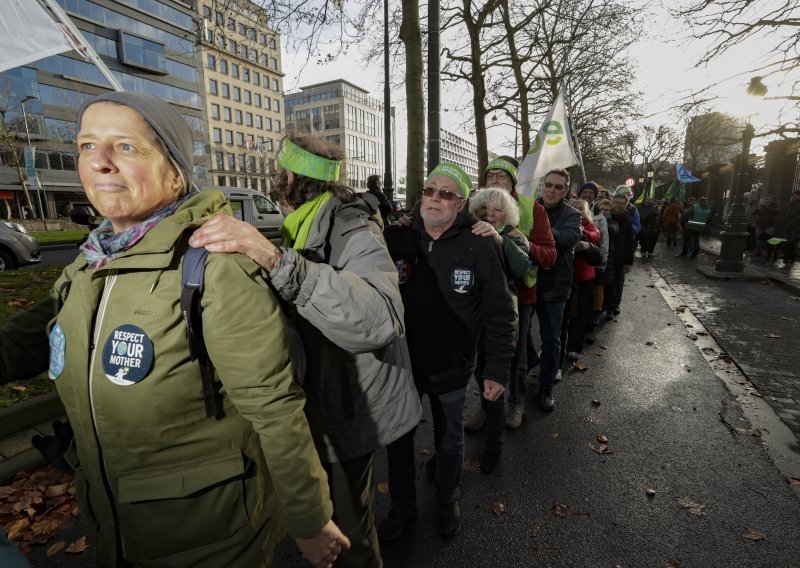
[366,173,394,225]
[190,134,423,568]
[683,196,712,258]
[379,163,515,540]
[606,189,635,317]
[480,156,556,429]
[675,196,698,258]
[593,198,618,325]
[0,92,349,568]
[662,198,683,247]
[637,197,660,258]
[779,191,800,267]
[753,195,781,258]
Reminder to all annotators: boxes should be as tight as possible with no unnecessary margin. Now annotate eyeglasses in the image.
[543,181,566,191]
[486,171,509,180]
[422,187,463,201]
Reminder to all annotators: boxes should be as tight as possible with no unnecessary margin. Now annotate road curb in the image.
[0,448,46,485]
[0,392,65,439]
[40,242,80,251]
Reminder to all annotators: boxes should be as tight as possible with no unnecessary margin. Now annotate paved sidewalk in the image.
[649,240,800,442]
[700,236,800,293]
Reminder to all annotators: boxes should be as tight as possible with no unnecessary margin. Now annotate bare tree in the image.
[400,0,425,205]
[681,112,741,171]
[605,125,684,181]
[673,0,800,137]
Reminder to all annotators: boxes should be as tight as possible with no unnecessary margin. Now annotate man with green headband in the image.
[190,135,422,568]
[379,163,515,539]
[478,156,556,429]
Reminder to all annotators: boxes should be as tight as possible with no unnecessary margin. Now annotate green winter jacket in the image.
[0,190,332,567]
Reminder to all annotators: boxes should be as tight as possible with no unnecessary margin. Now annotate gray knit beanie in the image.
[77,91,194,190]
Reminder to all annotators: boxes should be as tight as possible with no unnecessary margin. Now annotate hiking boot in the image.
[505,404,524,429]
[604,310,614,321]
[592,313,602,326]
[567,351,580,362]
[554,369,562,383]
[377,509,417,542]
[480,450,501,474]
[464,408,487,432]
[537,389,555,412]
[437,501,461,537]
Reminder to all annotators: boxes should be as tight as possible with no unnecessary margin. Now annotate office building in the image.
[198,0,284,192]
[423,128,480,188]
[0,0,205,219]
[285,79,383,190]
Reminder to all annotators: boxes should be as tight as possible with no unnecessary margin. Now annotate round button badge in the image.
[102,324,154,386]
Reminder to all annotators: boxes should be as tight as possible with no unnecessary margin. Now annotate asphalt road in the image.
[23,260,800,567]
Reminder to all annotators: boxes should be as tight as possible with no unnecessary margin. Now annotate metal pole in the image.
[20,99,46,221]
[427,1,440,172]
[383,0,393,201]
[715,122,753,272]
[514,107,519,161]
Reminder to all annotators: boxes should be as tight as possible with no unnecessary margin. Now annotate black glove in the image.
[31,420,74,471]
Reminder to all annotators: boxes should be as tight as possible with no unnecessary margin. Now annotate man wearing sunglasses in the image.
[380,163,515,540]
[532,169,582,412]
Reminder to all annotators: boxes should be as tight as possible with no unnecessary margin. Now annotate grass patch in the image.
[30,229,88,244]
[0,264,65,406]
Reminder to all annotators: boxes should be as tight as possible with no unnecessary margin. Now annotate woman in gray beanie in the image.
[0,92,348,567]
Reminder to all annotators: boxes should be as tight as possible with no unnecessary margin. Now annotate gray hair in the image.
[469,187,521,227]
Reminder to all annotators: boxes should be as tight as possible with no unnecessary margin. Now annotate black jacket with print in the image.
[384,204,515,394]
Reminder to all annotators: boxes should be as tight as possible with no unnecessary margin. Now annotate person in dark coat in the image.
[367,174,393,224]
[605,191,635,317]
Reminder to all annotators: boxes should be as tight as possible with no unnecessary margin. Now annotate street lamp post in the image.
[20,95,46,220]
[645,164,655,199]
[715,77,765,273]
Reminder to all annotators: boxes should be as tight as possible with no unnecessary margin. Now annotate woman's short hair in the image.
[469,187,521,227]
[571,199,591,220]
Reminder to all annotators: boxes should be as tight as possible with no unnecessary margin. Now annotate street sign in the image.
[624,177,635,187]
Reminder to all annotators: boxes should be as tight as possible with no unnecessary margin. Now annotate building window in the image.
[245,112,253,127]
[253,71,260,87]
[235,109,243,124]
[209,79,218,95]
[220,59,228,74]
[243,90,251,105]
[265,117,272,131]
[225,130,233,145]
[266,139,274,151]
[240,45,248,59]
[216,11,224,25]
[213,128,222,143]
[202,5,212,18]
[217,175,226,185]
[254,93,262,107]
[276,120,281,133]
[264,98,271,111]
[255,115,262,129]
[236,132,245,146]
[270,57,278,70]
[259,32,267,45]
[221,83,230,98]
[232,63,239,79]
[230,40,238,55]
[216,34,227,50]
[260,53,267,66]
[206,54,216,70]
[249,49,258,63]
[223,106,232,122]
[238,22,246,35]
[215,151,224,169]
[233,86,241,102]
[120,32,167,74]
[227,153,235,170]
[227,17,236,31]
[269,37,276,49]
[242,68,250,82]
[211,103,220,119]
[274,99,280,112]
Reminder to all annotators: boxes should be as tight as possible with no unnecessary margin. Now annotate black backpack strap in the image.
[180,244,223,420]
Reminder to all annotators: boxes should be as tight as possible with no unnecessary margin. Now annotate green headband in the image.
[485,158,518,179]
[277,138,341,182]
[426,163,472,198]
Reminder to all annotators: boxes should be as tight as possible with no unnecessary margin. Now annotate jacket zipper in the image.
[88,273,129,557]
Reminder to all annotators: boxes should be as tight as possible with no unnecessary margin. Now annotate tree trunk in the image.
[400,0,425,206]
[499,0,531,156]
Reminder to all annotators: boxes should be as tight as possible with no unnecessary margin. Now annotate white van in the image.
[213,187,284,243]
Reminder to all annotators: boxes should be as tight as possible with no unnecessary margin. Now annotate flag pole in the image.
[39,0,124,91]
[563,82,587,184]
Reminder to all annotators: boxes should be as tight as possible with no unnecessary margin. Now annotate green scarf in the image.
[281,191,332,250]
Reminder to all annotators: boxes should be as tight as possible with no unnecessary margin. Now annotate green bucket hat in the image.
[426,163,473,198]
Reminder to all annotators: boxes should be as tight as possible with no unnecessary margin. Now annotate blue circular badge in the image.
[49,324,66,380]
[101,324,154,386]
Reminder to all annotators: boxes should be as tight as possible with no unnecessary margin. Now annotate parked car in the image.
[212,186,284,243]
[0,221,41,271]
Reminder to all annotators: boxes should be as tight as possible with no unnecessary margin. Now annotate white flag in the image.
[517,88,580,197]
[0,1,75,73]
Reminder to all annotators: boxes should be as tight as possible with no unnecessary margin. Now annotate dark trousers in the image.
[562,280,593,363]
[474,350,506,454]
[535,301,566,389]
[322,453,382,568]
[640,230,658,254]
[686,231,701,257]
[605,266,626,311]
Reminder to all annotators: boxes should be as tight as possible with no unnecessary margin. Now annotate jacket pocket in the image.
[115,448,255,562]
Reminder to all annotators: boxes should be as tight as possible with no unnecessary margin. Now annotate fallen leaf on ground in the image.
[589,443,614,455]
[786,476,800,487]
[6,518,29,539]
[677,496,705,517]
[46,483,71,498]
[491,500,507,516]
[687,333,698,340]
[645,488,656,496]
[551,432,559,439]
[376,482,389,494]
[47,541,65,557]
[65,536,90,553]
[667,562,681,568]
[599,345,607,350]
[696,331,708,336]
[464,460,481,474]
[11,385,27,392]
[671,405,683,412]
[591,399,601,406]
[682,364,692,373]
[720,355,733,364]
[553,502,572,518]
[743,528,767,541]
[596,434,608,443]
[645,341,655,346]
[646,284,655,288]
[573,361,588,371]
[764,334,781,339]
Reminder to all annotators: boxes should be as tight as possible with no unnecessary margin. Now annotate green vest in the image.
[516,193,538,288]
